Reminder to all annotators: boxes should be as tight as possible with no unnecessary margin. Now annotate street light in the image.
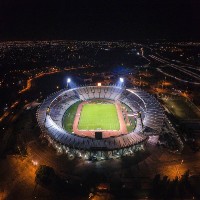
[120,77,124,83]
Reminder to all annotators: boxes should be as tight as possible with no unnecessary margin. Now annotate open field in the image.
[63,101,80,132]
[78,103,120,130]
[162,96,200,120]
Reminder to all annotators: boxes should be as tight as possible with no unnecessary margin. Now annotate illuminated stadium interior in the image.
[37,85,166,160]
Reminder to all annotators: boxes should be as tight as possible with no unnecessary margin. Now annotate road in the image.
[142,47,200,85]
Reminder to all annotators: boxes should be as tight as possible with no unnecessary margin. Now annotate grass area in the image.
[162,96,200,120]
[121,102,136,132]
[63,101,80,132]
[127,117,137,132]
[78,103,120,130]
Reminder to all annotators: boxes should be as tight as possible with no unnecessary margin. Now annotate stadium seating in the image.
[37,86,165,151]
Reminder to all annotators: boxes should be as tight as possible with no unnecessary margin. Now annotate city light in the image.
[32,160,38,166]
[2,39,200,198]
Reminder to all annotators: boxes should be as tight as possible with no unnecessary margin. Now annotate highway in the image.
[141,47,200,85]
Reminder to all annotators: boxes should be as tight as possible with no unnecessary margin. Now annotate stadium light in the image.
[67,78,71,83]
[120,77,124,83]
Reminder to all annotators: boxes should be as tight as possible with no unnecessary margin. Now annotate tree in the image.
[151,174,161,198]
[178,170,190,198]
[35,165,55,186]
[151,171,193,199]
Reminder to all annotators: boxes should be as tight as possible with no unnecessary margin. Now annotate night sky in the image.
[0,0,200,40]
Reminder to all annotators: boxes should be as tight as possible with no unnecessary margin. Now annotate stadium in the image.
[37,84,165,160]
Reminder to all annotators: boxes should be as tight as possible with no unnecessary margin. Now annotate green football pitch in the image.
[78,103,120,130]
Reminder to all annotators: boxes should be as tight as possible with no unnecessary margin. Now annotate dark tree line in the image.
[150,170,192,199]
[35,165,56,186]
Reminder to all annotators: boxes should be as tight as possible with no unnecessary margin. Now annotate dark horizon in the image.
[0,0,200,41]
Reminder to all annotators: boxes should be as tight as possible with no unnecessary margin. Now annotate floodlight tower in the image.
[67,78,71,89]
[119,77,124,88]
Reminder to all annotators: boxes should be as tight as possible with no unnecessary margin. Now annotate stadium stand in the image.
[37,86,165,158]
